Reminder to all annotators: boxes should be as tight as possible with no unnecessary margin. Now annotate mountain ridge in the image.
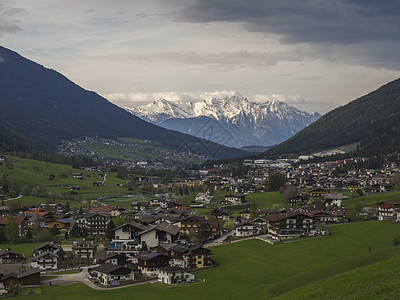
[263,78,400,157]
[0,46,245,159]
[127,96,321,148]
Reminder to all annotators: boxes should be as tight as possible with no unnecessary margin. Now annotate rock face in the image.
[127,96,321,148]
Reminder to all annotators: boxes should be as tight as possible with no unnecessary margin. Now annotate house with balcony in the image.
[72,241,95,259]
[157,266,195,285]
[267,212,317,240]
[76,212,111,235]
[89,264,134,286]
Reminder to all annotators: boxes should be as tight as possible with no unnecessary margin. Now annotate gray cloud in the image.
[0,4,24,36]
[178,0,400,44]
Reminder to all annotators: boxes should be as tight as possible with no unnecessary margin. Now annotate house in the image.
[240,209,251,221]
[323,194,343,207]
[309,188,329,197]
[211,208,233,220]
[221,193,246,205]
[89,264,134,286]
[157,266,195,285]
[48,218,74,229]
[288,194,309,207]
[112,221,148,240]
[309,210,345,224]
[0,215,27,236]
[235,222,262,237]
[138,221,180,249]
[72,173,83,179]
[33,242,59,257]
[72,241,95,259]
[135,251,170,276]
[378,201,400,221]
[76,212,112,235]
[0,250,25,264]
[156,243,213,269]
[131,202,149,212]
[31,251,58,270]
[94,252,127,266]
[0,268,41,288]
[267,212,317,240]
[174,216,208,235]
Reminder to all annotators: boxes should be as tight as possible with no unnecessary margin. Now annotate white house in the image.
[31,251,58,270]
[235,222,262,237]
[157,266,195,285]
[89,264,134,286]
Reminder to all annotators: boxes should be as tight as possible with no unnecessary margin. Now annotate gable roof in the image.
[33,242,59,253]
[0,215,26,225]
[90,264,130,274]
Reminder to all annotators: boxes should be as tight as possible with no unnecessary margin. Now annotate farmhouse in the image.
[157,266,195,285]
[221,193,246,205]
[267,212,317,240]
[309,188,329,197]
[0,250,25,264]
[0,268,41,288]
[89,264,134,286]
[378,200,400,221]
[136,251,170,276]
[76,212,112,235]
[72,241,95,259]
[235,222,262,237]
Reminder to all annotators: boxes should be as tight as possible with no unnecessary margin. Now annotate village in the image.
[1,153,400,294]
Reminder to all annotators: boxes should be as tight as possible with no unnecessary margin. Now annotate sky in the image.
[1,0,400,114]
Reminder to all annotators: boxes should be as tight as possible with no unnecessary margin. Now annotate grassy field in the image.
[246,191,287,209]
[0,242,43,258]
[0,156,127,203]
[344,190,400,210]
[32,221,400,299]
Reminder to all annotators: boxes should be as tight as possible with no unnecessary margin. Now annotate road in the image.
[43,266,157,290]
[204,230,235,247]
[4,194,22,202]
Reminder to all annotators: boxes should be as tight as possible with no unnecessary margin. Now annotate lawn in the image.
[246,191,287,209]
[0,242,43,258]
[0,156,128,204]
[33,221,400,299]
[344,190,400,210]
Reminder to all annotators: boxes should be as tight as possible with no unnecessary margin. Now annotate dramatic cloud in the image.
[2,0,400,115]
[178,0,400,44]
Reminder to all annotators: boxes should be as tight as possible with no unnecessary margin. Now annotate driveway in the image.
[43,266,157,290]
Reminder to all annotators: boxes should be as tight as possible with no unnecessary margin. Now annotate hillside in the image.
[29,222,400,299]
[0,46,245,159]
[264,78,400,157]
[128,97,320,148]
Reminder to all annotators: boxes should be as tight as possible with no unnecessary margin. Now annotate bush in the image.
[393,236,400,246]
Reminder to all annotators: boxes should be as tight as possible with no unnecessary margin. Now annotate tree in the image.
[282,185,298,203]
[26,227,33,240]
[50,225,60,237]
[250,201,257,219]
[196,223,211,244]
[105,220,116,240]
[4,215,19,243]
[267,171,286,191]
[112,217,125,228]
[223,219,235,230]
[65,201,70,212]
[58,247,65,260]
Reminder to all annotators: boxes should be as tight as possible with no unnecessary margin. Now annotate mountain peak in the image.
[127,95,320,148]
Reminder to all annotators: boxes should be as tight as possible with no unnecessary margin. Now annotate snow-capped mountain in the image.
[126,95,321,148]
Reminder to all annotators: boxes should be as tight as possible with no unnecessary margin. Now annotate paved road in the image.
[4,194,22,202]
[204,230,235,247]
[43,267,157,290]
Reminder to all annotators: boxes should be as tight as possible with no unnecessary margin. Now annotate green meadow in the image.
[344,190,400,210]
[32,221,400,299]
[0,156,127,203]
